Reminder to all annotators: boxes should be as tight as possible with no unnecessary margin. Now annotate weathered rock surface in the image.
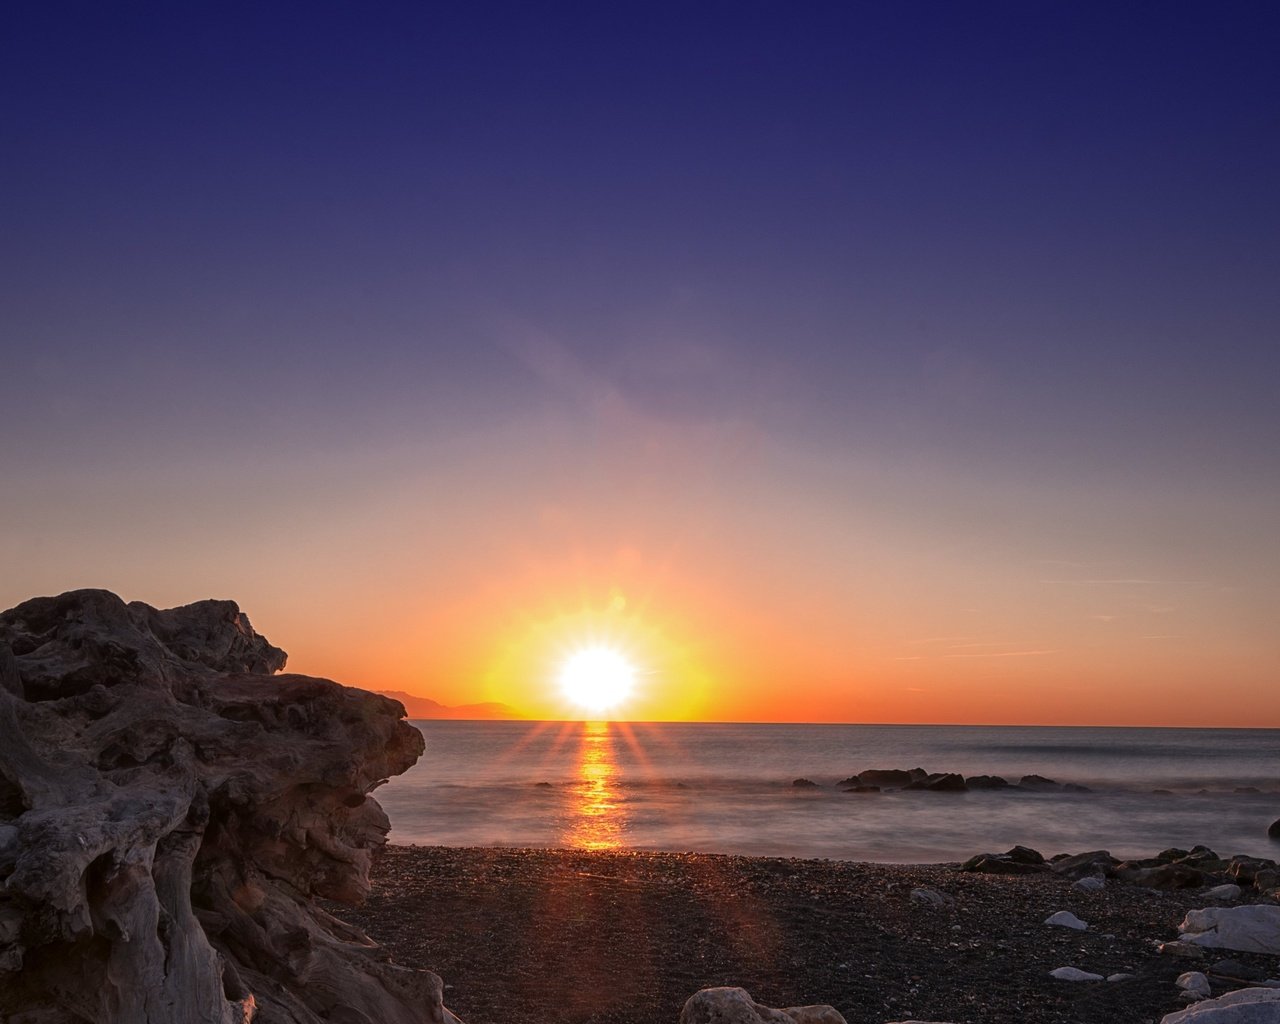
[1044,910,1087,930]
[1160,987,1280,1023]
[0,589,454,1024]
[679,987,846,1024]
[1179,906,1280,954]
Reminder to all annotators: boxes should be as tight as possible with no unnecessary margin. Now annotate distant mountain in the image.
[377,690,522,720]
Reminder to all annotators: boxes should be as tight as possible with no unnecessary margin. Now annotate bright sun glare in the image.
[559,645,636,715]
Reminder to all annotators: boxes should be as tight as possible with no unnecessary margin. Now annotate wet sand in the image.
[330,845,1277,1024]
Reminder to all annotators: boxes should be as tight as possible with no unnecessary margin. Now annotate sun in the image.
[558,645,636,715]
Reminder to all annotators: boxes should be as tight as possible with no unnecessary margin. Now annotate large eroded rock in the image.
[0,589,457,1024]
[1179,905,1280,955]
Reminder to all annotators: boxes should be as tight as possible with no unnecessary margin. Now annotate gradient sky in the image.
[3,2,1278,725]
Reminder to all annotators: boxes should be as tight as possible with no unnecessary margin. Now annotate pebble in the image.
[910,888,947,907]
[1044,911,1088,930]
[1072,876,1105,893]
[1050,967,1104,981]
[1107,973,1135,982]
[1176,972,1211,1000]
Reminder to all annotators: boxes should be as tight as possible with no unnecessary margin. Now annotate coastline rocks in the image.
[1160,987,1280,1023]
[1179,906,1280,954]
[679,987,846,1024]
[841,768,927,788]
[1268,819,1280,840]
[1019,774,1061,792]
[904,772,967,792]
[964,774,1010,789]
[792,778,820,788]
[1177,972,1213,1000]
[1204,884,1243,901]
[1049,850,1118,880]
[0,589,452,1024]
[1118,862,1207,890]
[1044,911,1088,930]
[961,845,1049,875]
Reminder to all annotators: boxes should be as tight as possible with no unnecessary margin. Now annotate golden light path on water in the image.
[563,721,625,850]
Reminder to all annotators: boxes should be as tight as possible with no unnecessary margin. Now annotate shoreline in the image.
[331,844,1280,1024]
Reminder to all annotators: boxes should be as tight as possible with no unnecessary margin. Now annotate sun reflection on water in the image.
[564,721,626,850]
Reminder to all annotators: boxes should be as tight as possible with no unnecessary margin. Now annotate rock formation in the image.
[0,589,458,1024]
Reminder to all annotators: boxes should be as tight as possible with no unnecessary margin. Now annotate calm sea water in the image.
[376,721,1280,863]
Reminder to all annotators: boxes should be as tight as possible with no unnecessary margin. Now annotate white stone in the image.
[1107,973,1135,982]
[1179,906,1280,955]
[1160,987,1280,1023]
[1203,884,1243,901]
[1073,876,1106,892]
[1178,972,1212,999]
[1045,910,1088,930]
[1050,967,1104,981]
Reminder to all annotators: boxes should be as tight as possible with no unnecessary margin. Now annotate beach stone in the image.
[680,987,847,1024]
[1229,857,1276,885]
[1050,967,1104,981]
[1045,910,1088,930]
[960,852,1049,875]
[1073,876,1106,893]
[1204,884,1243,901]
[1178,972,1213,999]
[1160,987,1280,1023]
[910,887,948,907]
[1120,862,1206,889]
[1107,973,1136,982]
[1050,850,1118,880]
[0,589,453,1024]
[1179,905,1280,954]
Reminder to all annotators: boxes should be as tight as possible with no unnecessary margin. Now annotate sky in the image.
[2,2,1278,726]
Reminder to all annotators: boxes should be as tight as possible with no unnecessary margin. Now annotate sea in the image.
[376,721,1280,864]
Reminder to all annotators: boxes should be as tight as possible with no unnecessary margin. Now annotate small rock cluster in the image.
[831,767,1092,794]
[961,844,1280,898]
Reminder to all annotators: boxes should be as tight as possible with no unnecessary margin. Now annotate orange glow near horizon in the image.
[274,537,1280,729]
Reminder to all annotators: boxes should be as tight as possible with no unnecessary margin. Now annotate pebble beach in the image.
[332,845,1280,1024]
